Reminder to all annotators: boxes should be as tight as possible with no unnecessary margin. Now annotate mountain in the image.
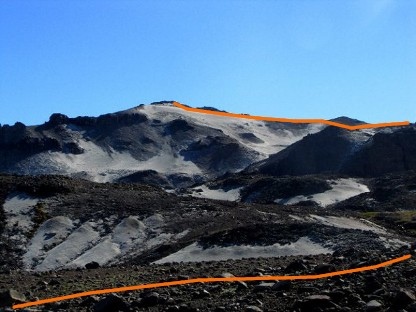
[1,103,416,311]
[0,101,322,187]
[341,127,416,176]
[247,125,415,177]
[329,116,367,126]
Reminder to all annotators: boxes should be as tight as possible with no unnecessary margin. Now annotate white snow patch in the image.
[3,193,39,232]
[153,237,332,264]
[24,213,188,270]
[70,238,121,267]
[19,139,202,183]
[35,222,101,271]
[143,214,165,229]
[289,214,304,221]
[173,229,190,240]
[190,186,242,201]
[69,216,148,267]
[309,215,387,234]
[23,216,74,269]
[378,237,409,249]
[112,216,146,249]
[275,178,369,207]
[130,104,324,157]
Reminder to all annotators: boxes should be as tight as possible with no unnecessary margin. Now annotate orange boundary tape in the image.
[13,254,411,310]
[172,102,410,130]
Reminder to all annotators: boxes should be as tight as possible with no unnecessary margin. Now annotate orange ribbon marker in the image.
[172,101,410,130]
[13,254,411,310]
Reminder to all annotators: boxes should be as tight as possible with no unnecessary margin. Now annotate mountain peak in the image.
[196,106,228,113]
[330,116,367,126]
[150,100,176,106]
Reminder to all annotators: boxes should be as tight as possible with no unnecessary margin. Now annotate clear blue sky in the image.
[1,0,415,126]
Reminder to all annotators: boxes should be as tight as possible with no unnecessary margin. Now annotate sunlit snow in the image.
[190,185,242,201]
[153,237,332,264]
[275,178,369,207]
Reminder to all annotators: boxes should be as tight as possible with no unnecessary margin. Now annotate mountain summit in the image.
[0,102,321,186]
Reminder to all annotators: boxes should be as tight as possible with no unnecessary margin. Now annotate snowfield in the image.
[275,178,370,207]
[12,103,326,184]
[35,222,101,271]
[129,103,325,157]
[22,213,184,271]
[308,215,387,234]
[153,237,332,264]
[23,216,75,269]
[21,138,202,183]
[3,193,39,232]
[190,185,242,201]
[288,214,408,250]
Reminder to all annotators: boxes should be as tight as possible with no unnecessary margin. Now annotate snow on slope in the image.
[3,193,39,232]
[23,216,75,269]
[12,103,326,183]
[275,178,369,207]
[1,193,39,250]
[305,215,408,249]
[23,213,182,271]
[19,135,202,183]
[70,216,146,267]
[189,185,242,201]
[127,103,324,157]
[308,215,387,234]
[154,237,332,264]
[35,222,101,271]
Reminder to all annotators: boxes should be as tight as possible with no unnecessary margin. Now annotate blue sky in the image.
[1,0,415,125]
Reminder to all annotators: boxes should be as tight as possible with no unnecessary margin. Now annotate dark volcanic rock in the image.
[313,263,336,274]
[342,127,416,177]
[240,176,331,204]
[271,281,291,291]
[47,113,70,126]
[93,294,129,312]
[285,259,308,273]
[250,126,362,176]
[0,289,26,307]
[139,291,160,306]
[85,261,100,270]
[294,294,337,311]
[392,288,416,308]
[180,135,257,174]
[248,125,416,178]
[330,116,366,126]
[117,170,172,189]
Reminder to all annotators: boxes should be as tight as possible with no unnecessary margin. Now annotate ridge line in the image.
[172,102,410,130]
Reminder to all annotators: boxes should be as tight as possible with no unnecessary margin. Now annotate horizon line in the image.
[172,102,410,130]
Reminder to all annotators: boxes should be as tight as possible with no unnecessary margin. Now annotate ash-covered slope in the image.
[341,127,416,176]
[248,124,415,177]
[0,174,410,273]
[0,102,322,186]
[247,126,373,176]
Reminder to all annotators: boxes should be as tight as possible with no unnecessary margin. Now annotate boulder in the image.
[93,294,129,312]
[0,289,26,307]
[85,261,100,270]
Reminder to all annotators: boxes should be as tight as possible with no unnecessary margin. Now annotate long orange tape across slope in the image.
[172,102,410,130]
[13,254,411,310]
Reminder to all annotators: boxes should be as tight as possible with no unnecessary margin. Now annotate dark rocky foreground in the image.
[1,173,416,311]
[1,249,415,312]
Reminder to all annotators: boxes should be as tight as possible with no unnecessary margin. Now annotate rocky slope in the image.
[1,249,415,311]
[1,104,416,311]
[0,102,322,187]
[247,125,416,178]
